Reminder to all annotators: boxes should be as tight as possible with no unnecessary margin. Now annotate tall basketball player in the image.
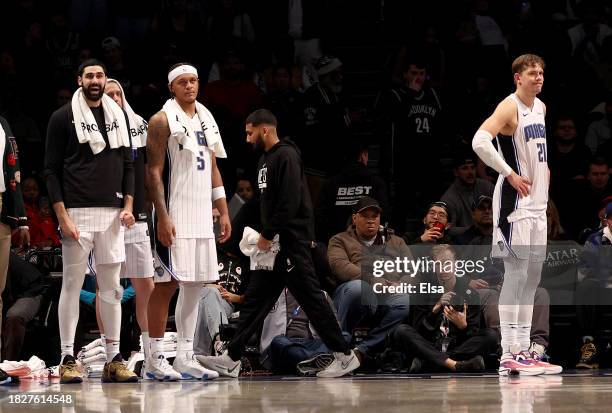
[44,59,138,383]
[472,54,561,375]
[144,63,231,380]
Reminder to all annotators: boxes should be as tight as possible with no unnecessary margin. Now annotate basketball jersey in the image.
[494,94,549,227]
[164,114,214,238]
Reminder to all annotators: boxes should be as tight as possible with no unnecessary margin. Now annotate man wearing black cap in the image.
[454,195,494,246]
[328,196,411,363]
[441,153,494,233]
[405,201,454,245]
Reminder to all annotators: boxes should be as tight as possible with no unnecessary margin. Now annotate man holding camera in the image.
[390,244,498,373]
[327,196,411,364]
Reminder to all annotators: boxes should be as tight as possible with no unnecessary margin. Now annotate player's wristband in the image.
[212,186,226,201]
[18,226,29,230]
[472,129,513,177]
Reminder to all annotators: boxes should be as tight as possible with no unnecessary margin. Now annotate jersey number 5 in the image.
[197,151,205,170]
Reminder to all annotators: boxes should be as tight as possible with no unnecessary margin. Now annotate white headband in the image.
[168,65,198,84]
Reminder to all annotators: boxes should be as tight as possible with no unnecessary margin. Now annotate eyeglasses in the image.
[427,210,447,219]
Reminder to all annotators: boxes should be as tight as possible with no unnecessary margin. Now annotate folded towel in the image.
[82,338,104,352]
[239,226,280,271]
[81,353,107,365]
[78,345,106,360]
[161,98,227,158]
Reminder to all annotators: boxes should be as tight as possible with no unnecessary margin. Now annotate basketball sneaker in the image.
[195,354,241,378]
[576,339,599,369]
[498,348,544,376]
[143,354,182,381]
[102,354,139,383]
[60,355,83,384]
[528,343,562,374]
[173,353,219,380]
[316,350,360,378]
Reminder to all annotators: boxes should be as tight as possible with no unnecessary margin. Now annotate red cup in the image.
[432,222,445,233]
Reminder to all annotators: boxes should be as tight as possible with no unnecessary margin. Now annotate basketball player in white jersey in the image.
[472,54,561,376]
[144,62,231,380]
[86,79,155,370]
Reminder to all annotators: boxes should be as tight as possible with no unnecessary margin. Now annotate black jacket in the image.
[409,274,482,346]
[4,252,46,303]
[257,138,315,243]
[0,116,27,228]
[43,103,134,209]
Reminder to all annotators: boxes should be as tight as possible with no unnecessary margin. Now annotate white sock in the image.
[517,322,532,352]
[150,337,165,359]
[61,343,74,361]
[177,338,194,359]
[106,341,120,362]
[141,332,150,359]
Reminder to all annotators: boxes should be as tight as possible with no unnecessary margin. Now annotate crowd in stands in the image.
[1,0,612,373]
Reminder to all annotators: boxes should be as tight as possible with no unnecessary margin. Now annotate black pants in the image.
[390,324,498,368]
[575,278,612,339]
[227,241,349,361]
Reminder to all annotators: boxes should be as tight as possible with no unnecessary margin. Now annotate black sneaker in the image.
[576,340,599,369]
[455,356,485,373]
[296,353,334,376]
[409,357,423,374]
[0,368,11,385]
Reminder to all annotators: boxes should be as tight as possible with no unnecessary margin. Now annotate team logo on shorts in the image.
[154,265,165,277]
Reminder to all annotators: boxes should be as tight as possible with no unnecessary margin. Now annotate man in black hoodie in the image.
[198,109,360,378]
[315,142,389,243]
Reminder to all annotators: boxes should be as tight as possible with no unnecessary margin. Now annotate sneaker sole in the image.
[60,375,83,384]
[499,367,544,376]
[297,354,334,376]
[179,372,218,380]
[543,367,563,375]
[576,363,599,369]
[102,376,139,383]
[145,372,180,381]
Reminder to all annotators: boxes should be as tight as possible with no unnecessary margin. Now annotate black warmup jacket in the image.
[257,138,315,244]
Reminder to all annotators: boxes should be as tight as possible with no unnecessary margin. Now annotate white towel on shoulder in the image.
[71,88,131,154]
[239,226,280,271]
[161,98,227,158]
[107,78,148,148]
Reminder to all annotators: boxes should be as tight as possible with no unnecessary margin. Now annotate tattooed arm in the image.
[146,111,175,247]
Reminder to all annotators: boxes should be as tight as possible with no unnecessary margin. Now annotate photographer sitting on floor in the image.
[390,244,497,373]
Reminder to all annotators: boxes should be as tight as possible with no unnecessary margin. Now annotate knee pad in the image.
[98,286,124,304]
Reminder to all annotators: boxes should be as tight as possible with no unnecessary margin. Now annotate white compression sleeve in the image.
[472,130,513,177]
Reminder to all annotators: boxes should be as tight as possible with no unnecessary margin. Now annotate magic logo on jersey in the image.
[258,164,267,191]
[524,123,546,142]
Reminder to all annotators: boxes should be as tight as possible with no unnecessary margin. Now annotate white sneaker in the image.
[195,354,241,378]
[143,355,182,381]
[316,351,360,378]
[173,353,219,380]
